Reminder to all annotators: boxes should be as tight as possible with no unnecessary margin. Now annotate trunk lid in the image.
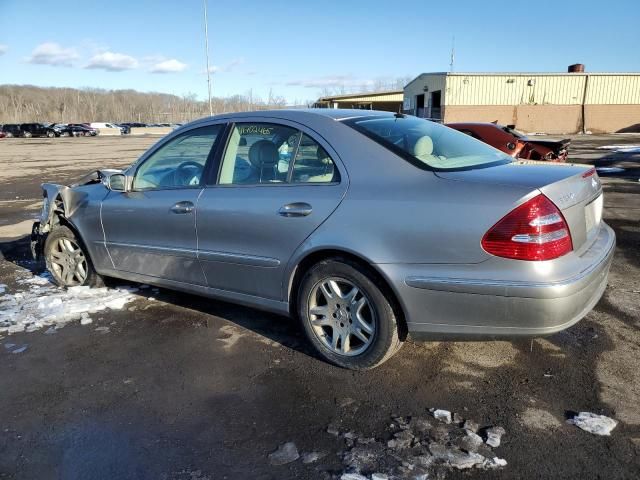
[436,161,603,253]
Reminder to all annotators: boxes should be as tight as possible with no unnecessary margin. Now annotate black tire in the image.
[46,130,55,138]
[44,225,104,288]
[298,258,403,370]
[23,131,32,138]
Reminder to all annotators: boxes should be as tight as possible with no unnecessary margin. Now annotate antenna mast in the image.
[203,0,213,116]
[450,36,455,72]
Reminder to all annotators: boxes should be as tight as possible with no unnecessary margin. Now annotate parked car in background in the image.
[67,124,98,136]
[31,109,614,370]
[114,123,131,134]
[20,123,60,138]
[0,131,6,139]
[1,124,22,137]
[446,122,571,162]
[89,123,123,135]
[120,122,147,129]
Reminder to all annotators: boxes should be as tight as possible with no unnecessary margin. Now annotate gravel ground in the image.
[0,133,639,479]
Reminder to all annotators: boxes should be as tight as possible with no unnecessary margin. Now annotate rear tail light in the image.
[481,194,573,261]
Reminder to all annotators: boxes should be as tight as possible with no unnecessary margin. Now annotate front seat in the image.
[248,140,279,182]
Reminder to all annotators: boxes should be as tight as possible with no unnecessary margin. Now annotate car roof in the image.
[191,108,395,124]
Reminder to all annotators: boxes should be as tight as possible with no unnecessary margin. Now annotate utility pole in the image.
[203,0,213,116]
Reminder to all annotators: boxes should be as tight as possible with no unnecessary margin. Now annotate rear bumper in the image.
[379,222,616,339]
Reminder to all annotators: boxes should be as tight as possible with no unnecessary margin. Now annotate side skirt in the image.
[98,268,291,317]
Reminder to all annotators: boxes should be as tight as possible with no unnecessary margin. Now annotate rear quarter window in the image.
[345,115,511,171]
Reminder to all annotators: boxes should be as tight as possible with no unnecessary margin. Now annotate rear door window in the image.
[291,134,340,183]
[218,123,340,185]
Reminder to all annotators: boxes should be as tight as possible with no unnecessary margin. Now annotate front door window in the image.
[134,125,221,190]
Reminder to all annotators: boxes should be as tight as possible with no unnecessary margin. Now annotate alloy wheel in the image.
[308,277,376,356]
[48,238,88,286]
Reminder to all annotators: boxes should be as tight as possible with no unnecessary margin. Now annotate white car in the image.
[89,123,122,135]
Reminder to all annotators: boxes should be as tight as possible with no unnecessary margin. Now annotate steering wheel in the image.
[173,161,204,186]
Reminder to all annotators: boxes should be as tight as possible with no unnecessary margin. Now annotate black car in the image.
[66,124,98,136]
[1,124,23,137]
[20,123,60,138]
[114,123,131,134]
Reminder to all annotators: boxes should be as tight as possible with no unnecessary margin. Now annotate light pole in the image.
[203,0,213,116]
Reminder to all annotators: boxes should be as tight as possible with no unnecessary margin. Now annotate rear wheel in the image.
[23,131,32,138]
[44,225,103,287]
[46,130,55,138]
[298,258,403,370]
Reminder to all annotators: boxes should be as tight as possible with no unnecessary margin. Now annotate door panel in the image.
[101,124,222,285]
[102,189,206,284]
[196,184,346,299]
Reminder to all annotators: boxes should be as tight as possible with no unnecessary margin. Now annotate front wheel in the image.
[47,130,55,138]
[298,258,403,370]
[44,225,103,287]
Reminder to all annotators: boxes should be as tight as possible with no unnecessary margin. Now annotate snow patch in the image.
[0,270,138,335]
[567,412,617,436]
[431,409,452,424]
[597,144,640,153]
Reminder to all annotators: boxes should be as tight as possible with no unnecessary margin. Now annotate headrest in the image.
[413,136,434,159]
[248,140,278,168]
[317,145,331,163]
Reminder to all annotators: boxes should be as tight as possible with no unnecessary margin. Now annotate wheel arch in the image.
[287,248,408,340]
[46,195,93,261]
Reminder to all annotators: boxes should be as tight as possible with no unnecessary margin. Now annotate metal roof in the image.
[316,90,403,102]
[405,71,640,89]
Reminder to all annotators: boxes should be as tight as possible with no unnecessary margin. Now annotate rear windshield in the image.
[345,115,511,171]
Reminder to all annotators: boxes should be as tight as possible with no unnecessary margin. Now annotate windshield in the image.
[345,115,511,171]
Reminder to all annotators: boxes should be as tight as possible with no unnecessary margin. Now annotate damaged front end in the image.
[30,169,122,260]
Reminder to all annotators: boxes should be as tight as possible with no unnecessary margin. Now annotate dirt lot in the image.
[0,134,639,479]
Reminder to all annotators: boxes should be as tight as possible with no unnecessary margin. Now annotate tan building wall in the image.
[445,74,586,106]
[443,105,582,134]
[585,104,640,133]
[405,72,640,133]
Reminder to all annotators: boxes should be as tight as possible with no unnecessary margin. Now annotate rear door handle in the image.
[278,202,312,217]
[170,201,195,214]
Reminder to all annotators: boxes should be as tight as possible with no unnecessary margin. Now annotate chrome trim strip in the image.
[102,241,280,267]
[198,250,281,268]
[104,241,198,259]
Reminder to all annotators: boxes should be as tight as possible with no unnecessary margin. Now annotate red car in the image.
[446,122,570,162]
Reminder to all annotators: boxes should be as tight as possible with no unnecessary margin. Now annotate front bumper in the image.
[378,223,616,339]
[31,221,44,260]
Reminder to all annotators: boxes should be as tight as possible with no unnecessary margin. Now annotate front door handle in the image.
[278,202,312,217]
[170,201,195,214]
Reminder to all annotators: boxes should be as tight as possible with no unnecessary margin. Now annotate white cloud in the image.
[205,57,245,74]
[26,42,79,67]
[85,51,138,71]
[286,74,373,89]
[0,44,8,55]
[150,58,188,73]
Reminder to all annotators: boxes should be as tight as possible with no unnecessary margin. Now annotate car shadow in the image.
[0,234,320,361]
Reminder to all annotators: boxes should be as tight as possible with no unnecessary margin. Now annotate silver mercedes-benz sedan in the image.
[32,109,615,369]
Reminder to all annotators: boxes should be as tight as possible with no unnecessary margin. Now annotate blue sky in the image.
[0,0,638,104]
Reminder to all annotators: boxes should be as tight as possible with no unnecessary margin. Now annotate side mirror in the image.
[108,173,127,191]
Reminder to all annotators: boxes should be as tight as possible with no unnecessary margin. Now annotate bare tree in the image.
[0,84,291,124]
